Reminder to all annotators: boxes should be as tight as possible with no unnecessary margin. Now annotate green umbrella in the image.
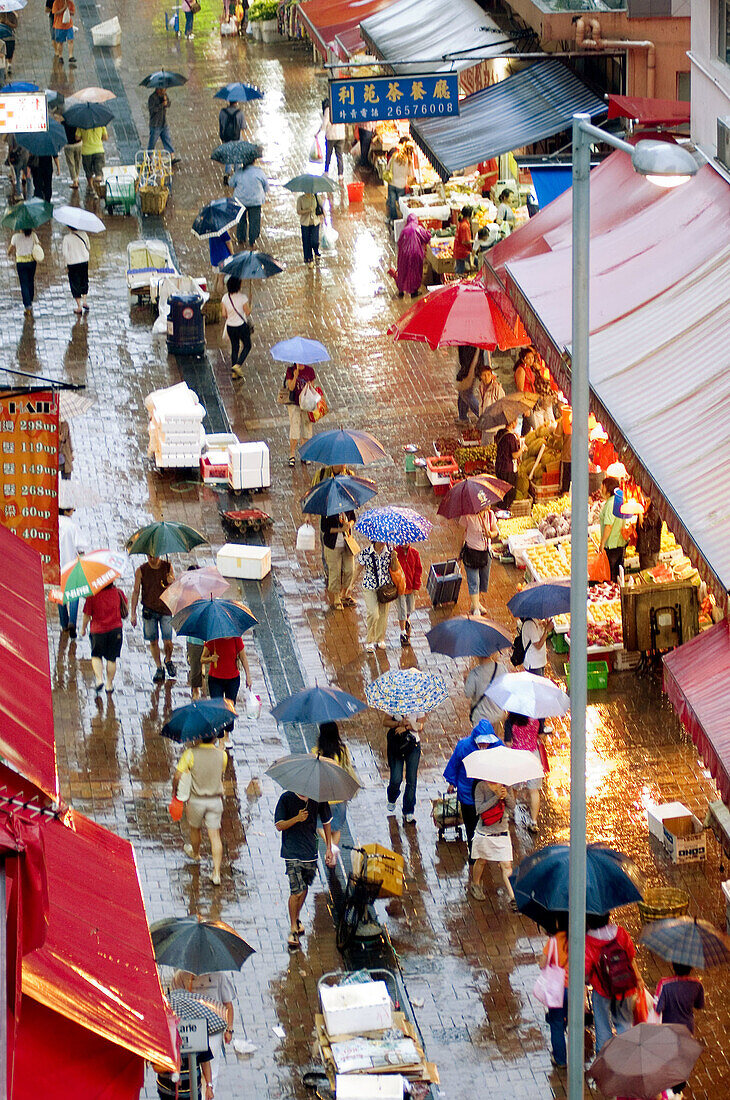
[1,198,53,231]
[126,520,208,556]
[284,173,337,194]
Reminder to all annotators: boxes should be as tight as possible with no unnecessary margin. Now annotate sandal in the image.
[288,457,296,467]
[287,931,300,950]
[296,920,305,935]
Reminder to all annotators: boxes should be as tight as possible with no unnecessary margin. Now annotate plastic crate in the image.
[427,559,462,606]
[550,631,569,654]
[351,844,405,898]
[565,660,608,690]
[105,175,136,214]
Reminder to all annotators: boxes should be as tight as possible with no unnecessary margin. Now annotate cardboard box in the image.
[227,442,271,491]
[663,813,707,864]
[647,802,693,843]
[320,981,392,1039]
[216,543,271,580]
[335,1075,405,1099]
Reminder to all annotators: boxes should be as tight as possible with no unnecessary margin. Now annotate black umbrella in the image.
[151,915,255,973]
[63,101,114,129]
[140,70,187,89]
[16,120,66,157]
[210,140,261,167]
[219,250,284,280]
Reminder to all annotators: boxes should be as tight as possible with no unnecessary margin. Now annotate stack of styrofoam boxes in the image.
[201,432,239,485]
[227,441,271,492]
[145,381,205,469]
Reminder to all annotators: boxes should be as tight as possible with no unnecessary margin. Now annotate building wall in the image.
[690,0,730,151]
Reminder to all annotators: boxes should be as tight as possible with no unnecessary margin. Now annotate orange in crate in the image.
[351,843,405,898]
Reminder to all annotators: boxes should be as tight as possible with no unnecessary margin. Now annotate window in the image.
[676,71,690,101]
[720,0,730,65]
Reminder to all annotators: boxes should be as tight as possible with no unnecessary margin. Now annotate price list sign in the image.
[0,390,59,583]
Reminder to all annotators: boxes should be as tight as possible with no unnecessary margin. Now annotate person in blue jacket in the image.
[443,719,502,861]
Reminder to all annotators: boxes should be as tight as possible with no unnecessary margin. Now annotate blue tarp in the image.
[530,166,573,209]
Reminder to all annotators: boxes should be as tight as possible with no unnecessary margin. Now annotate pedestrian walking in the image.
[172,730,227,885]
[503,711,545,832]
[130,554,176,683]
[384,712,424,823]
[220,275,252,378]
[455,346,483,425]
[230,157,268,247]
[80,581,126,695]
[519,616,552,676]
[29,154,58,203]
[470,779,516,907]
[357,119,375,167]
[283,361,315,465]
[218,100,244,184]
[464,653,507,731]
[59,115,82,189]
[356,540,394,650]
[45,0,55,38]
[443,720,502,863]
[5,134,29,203]
[58,506,84,637]
[311,721,356,846]
[459,508,499,617]
[320,510,356,610]
[172,969,235,1088]
[7,228,41,315]
[180,0,197,38]
[147,88,180,163]
[392,213,429,298]
[540,917,569,1067]
[201,634,251,704]
[59,418,74,479]
[394,542,422,646]
[76,125,107,193]
[0,11,17,75]
[585,911,641,1051]
[61,227,90,314]
[296,190,322,266]
[656,963,705,1033]
[274,788,336,950]
[319,100,345,180]
[51,0,77,65]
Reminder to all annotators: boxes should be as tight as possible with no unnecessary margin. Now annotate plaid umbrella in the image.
[166,988,227,1034]
[365,669,448,715]
[355,506,432,545]
[639,918,730,969]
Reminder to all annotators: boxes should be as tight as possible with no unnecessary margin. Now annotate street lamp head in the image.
[631,139,699,189]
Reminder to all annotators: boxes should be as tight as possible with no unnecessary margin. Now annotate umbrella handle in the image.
[528,443,545,483]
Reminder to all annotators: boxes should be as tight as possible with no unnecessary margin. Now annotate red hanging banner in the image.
[0,389,59,584]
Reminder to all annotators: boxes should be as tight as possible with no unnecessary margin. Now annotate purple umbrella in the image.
[437,474,512,519]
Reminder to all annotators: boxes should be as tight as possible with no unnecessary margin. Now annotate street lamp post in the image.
[567,117,697,1099]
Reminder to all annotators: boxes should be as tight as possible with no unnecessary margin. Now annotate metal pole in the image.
[189,1053,199,1100]
[567,113,591,1100]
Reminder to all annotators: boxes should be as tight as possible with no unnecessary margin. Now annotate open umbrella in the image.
[463,745,544,786]
[588,1023,703,1100]
[140,71,187,88]
[59,390,95,419]
[477,392,539,432]
[219,250,283,280]
[507,580,572,619]
[214,82,264,102]
[160,566,230,614]
[172,597,257,640]
[151,915,254,972]
[426,616,511,659]
[270,685,365,724]
[65,86,116,104]
[44,89,64,108]
[300,474,377,517]
[0,0,26,11]
[284,173,337,195]
[63,101,114,129]
[1,198,53,231]
[192,197,243,239]
[355,506,432,545]
[510,843,644,916]
[211,140,262,167]
[0,80,35,92]
[485,671,570,719]
[266,753,361,802]
[60,550,127,602]
[639,918,730,969]
[161,700,236,743]
[365,668,449,716]
[166,988,227,1034]
[298,428,386,466]
[387,277,530,351]
[16,121,66,157]
[269,337,330,365]
[126,521,208,556]
[437,474,512,518]
[54,205,106,233]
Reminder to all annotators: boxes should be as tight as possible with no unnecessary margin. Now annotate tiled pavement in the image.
[5,6,730,1099]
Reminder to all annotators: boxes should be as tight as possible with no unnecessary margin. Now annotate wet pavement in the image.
[5,5,730,1099]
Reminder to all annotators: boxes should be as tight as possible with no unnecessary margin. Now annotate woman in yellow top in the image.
[598,475,627,581]
[311,721,357,847]
[75,125,107,190]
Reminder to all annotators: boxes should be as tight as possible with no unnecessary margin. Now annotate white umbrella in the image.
[54,206,106,233]
[485,671,570,719]
[64,86,116,104]
[463,745,544,786]
[0,0,27,11]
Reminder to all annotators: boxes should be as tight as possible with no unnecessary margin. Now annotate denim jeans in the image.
[324,138,345,175]
[184,9,194,33]
[592,990,633,1051]
[465,558,491,596]
[16,260,36,307]
[236,205,261,247]
[386,733,421,815]
[147,124,175,155]
[387,184,406,221]
[228,323,251,367]
[300,223,320,262]
[457,389,480,422]
[547,989,568,1064]
[59,599,79,631]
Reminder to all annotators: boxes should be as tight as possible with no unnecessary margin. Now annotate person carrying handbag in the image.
[538,922,569,1067]
[384,712,424,823]
[459,508,498,616]
[356,540,396,651]
[296,191,322,266]
[220,275,252,378]
[7,228,42,314]
[283,362,315,465]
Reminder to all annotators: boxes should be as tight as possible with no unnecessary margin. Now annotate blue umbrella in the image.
[172,597,258,640]
[270,337,330,365]
[298,429,386,466]
[271,686,365,724]
[300,474,377,517]
[366,668,449,715]
[161,700,235,743]
[426,616,512,659]
[507,579,571,619]
[16,120,66,156]
[214,82,264,102]
[355,506,431,544]
[219,250,284,279]
[0,81,37,92]
[192,197,243,239]
[140,71,187,88]
[63,101,114,129]
[510,844,644,916]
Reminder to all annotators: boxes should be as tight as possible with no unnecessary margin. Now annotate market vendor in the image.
[494,420,523,506]
[478,158,499,196]
[496,188,515,226]
[636,499,662,569]
[598,475,628,582]
[386,136,415,223]
[453,206,473,275]
[455,345,484,424]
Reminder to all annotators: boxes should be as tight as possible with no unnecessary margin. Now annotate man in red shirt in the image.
[453,207,473,275]
[201,635,251,704]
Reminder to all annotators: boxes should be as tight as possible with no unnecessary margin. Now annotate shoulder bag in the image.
[277,374,295,404]
[390,550,407,596]
[391,725,418,759]
[119,589,129,620]
[32,242,44,263]
[368,547,397,604]
[533,938,566,1009]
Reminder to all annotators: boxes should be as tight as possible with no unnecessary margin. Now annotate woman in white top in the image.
[460,508,498,616]
[7,228,40,314]
[61,228,90,314]
[386,136,414,222]
[220,274,251,378]
[320,100,346,179]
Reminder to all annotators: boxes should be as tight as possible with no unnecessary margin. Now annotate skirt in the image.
[472,830,513,862]
[67,261,89,298]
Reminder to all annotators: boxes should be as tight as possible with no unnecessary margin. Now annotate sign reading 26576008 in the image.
[329,74,459,124]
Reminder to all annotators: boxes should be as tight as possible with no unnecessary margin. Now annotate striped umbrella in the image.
[59,550,127,603]
[166,988,227,1034]
[365,669,448,715]
[355,506,432,544]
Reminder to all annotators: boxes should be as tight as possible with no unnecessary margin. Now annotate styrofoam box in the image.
[336,1074,404,1099]
[647,802,693,842]
[320,980,392,1038]
[205,433,239,451]
[227,441,271,491]
[217,543,271,580]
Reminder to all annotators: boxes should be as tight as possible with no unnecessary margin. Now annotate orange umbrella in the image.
[387,275,530,351]
[59,550,127,603]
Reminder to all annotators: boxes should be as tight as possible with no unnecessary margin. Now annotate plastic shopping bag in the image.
[298,381,320,413]
[588,549,611,583]
[320,224,338,250]
[308,387,328,423]
[309,135,324,163]
[533,938,566,1008]
[245,688,262,720]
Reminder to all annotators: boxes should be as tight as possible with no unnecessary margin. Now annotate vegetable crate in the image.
[565,660,609,691]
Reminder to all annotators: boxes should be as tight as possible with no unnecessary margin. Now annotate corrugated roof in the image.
[411,61,606,179]
[296,0,394,56]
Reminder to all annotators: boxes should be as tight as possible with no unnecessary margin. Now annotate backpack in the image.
[220,108,239,143]
[595,937,636,1000]
[510,619,532,667]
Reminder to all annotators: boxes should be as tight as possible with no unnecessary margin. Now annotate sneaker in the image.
[69,56,77,66]
[469,883,486,900]
[386,801,397,815]
[183,843,200,862]
[404,814,416,824]
[94,682,104,695]
[171,155,182,165]
[210,871,221,885]
[223,174,229,186]
[400,632,409,647]
[376,641,386,650]
[365,643,376,653]
[153,666,165,684]
[165,661,177,679]
[405,620,412,638]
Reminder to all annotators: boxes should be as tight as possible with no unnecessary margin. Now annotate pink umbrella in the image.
[160,566,230,615]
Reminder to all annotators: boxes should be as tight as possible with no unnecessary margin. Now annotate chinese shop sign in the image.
[329,74,459,123]
[0,390,59,583]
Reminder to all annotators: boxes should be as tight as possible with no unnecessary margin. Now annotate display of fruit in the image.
[435,435,459,456]
[587,599,622,625]
[497,515,535,539]
[532,495,571,525]
[460,426,481,442]
[559,538,593,570]
[537,511,571,540]
[567,622,623,648]
[660,524,679,553]
[524,543,568,580]
[454,443,496,473]
[429,239,453,258]
[588,582,620,601]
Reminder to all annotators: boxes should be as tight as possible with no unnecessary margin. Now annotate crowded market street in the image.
[2,2,730,1099]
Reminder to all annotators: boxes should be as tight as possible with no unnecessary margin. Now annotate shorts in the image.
[82,152,104,179]
[90,627,123,661]
[142,608,173,642]
[187,641,204,689]
[186,794,223,830]
[325,800,347,833]
[285,858,317,895]
[471,830,513,863]
[286,403,313,443]
[465,561,491,596]
[53,26,74,40]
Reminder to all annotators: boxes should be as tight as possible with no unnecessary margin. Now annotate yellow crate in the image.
[351,843,405,898]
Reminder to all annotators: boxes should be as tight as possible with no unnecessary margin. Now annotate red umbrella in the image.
[437,474,512,518]
[387,276,530,351]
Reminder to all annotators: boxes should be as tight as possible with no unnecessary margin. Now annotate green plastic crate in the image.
[565,660,608,691]
[551,631,569,654]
